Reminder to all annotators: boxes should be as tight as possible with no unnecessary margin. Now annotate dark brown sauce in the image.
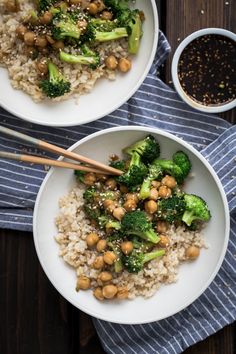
[178,34,236,106]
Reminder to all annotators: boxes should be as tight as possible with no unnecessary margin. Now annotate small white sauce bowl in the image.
[171,28,236,113]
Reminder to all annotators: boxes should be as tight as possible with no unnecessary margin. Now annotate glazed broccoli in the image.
[123,135,160,163]
[117,151,148,190]
[104,0,143,54]
[121,211,160,244]
[81,21,128,44]
[158,195,186,223]
[83,187,118,203]
[117,9,143,54]
[38,0,57,12]
[139,161,162,200]
[109,159,126,172]
[83,204,101,221]
[40,61,71,98]
[173,151,191,180]
[182,194,211,226]
[51,12,81,40]
[154,158,184,184]
[131,237,153,252]
[60,45,100,69]
[122,249,165,273]
[98,215,121,232]
[90,18,118,31]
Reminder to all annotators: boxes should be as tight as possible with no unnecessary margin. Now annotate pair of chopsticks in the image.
[0,125,123,176]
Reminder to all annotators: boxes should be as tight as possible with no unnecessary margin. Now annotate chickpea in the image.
[119,185,129,194]
[159,235,170,248]
[96,173,108,182]
[152,180,161,188]
[121,241,133,255]
[105,55,118,70]
[156,221,168,234]
[86,232,99,247]
[161,175,177,189]
[93,287,104,301]
[16,25,27,40]
[145,200,158,214]
[123,199,137,212]
[87,3,98,15]
[103,199,116,213]
[93,256,104,269]
[186,246,200,260]
[24,31,35,46]
[116,287,129,300]
[100,10,113,20]
[76,275,91,290]
[102,284,118,299]
[149,188,159,201]
[98,271,112,283]
[126,193,139,203]
[158,185,171,199]
[36,58,48,75]
[83,172,96,186]
[113,207,125,221]
[53,40,65,50]
[40,11,53,25]
[118,58,132,73]
[96,239,107,252]
[105,178,117,190]
[103,251,116,265]
[35,36,48,48]
[94,0,105,12]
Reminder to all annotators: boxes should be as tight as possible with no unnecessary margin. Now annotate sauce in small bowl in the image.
[172,28,236,113]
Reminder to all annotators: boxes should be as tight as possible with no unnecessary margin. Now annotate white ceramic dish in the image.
[33,126,230,324]
[172,28,236,113]
[0,1,158,127]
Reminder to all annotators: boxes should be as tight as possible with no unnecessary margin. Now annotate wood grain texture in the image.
[0,1,235,354]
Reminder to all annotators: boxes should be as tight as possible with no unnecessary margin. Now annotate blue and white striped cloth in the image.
[0,31,236,354]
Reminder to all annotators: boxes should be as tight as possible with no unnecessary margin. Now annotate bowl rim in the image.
[33,126,230,324]
[171,27,236,114]
[0,0,159,127]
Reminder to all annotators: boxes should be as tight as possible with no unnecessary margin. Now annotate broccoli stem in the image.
[128,12,142,54]
[132,229,160,244]
[95,28,128,42]
[182,210,195,226]
[60,51,98,66]
[143,249,165,263]
[139,177,152,200]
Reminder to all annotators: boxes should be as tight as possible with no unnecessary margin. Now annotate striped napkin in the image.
[0,31,236,354]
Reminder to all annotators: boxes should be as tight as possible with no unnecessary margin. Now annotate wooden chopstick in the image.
[0,125,123,176]
[0,151,111,174]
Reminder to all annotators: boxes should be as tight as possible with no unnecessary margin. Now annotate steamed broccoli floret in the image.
[117,9,143,54]
[98,215,121,232]
[81,21,128,44]
[158,195,186,223]
[139,161,162,200]
[83,187,118,203]
[51,12,81,40]
[154,158,184,184]
[40,61,71,98]
[90,18,118,31]
[104,0,129,14]
[84,204,101,221]
[122,249,165,273]
[117,151,148,190]
[182,194,211,226]
[38,0,57,12]
[121,211,160,244]
[173,151,191,179]
[109,159,126,172]
[59,45,100,69]
[123,135,160,163]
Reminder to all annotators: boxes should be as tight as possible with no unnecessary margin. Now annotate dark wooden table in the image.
[1,1,235,353]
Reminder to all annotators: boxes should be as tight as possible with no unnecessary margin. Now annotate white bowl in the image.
[0,1,158,127]
[33,126,230,324]
[172,28,236,113]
